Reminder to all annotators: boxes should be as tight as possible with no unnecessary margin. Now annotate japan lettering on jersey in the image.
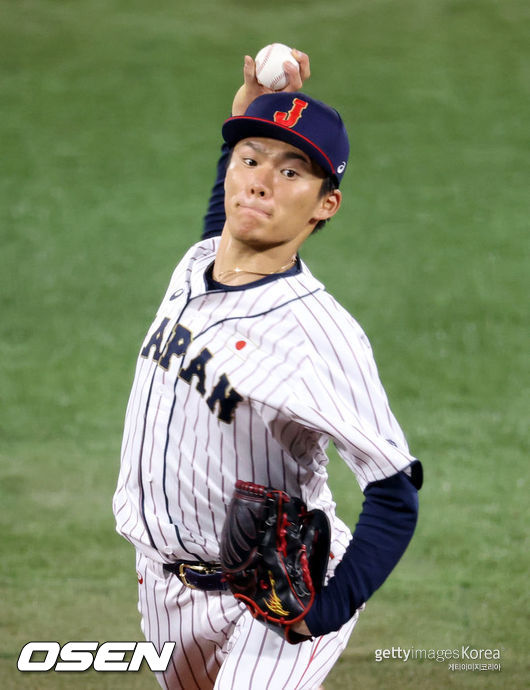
[113,237,415,564]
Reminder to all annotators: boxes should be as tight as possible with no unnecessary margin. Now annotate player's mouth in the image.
[236,202,272,218]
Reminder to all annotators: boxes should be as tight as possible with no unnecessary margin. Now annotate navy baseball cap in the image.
[222,92,350,186]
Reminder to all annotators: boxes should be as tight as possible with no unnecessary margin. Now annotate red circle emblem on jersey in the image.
[235,340,246,350]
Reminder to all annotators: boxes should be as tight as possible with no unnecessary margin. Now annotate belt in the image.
[163,561,228,591]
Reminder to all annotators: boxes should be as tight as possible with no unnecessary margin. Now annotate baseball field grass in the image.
[1,0,528,688]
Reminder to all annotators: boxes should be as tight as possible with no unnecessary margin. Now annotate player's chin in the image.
[228,218,272,244]
[236,234,278,252]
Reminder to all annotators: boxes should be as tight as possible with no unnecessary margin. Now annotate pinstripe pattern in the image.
[136,551,358,690]
[114,236,415,688]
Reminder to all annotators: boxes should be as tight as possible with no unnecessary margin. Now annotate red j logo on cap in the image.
[273,98,308,129]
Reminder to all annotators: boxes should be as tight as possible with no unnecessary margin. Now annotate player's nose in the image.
[248,167,272,198]
[250,184,267,198]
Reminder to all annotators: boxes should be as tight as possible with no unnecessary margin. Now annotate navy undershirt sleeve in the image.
[202,142,230,239]
[304,466,421,637]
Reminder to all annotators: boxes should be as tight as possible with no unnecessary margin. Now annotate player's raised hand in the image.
[231,56,265,116]
[231,49,311,116]
[283,49,310,92]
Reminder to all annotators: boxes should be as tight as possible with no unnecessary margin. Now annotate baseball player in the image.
[113,51,422,690]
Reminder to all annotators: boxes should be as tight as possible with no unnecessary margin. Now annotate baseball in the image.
[255,43,299,91]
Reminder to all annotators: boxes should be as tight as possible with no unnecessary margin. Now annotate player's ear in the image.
[311,189,342,224]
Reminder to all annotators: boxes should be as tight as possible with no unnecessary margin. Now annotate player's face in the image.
[224,137,341,252]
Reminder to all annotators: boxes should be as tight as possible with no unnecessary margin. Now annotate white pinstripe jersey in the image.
[113,236,415,565]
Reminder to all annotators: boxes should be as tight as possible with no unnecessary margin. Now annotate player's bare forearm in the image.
[231,50,310,116]
[290,619,312,637]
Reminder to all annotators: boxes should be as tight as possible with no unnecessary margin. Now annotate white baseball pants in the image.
[135,552,359,690]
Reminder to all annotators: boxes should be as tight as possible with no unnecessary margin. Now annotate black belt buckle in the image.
[178,562,219,589]
[162,561,228,591]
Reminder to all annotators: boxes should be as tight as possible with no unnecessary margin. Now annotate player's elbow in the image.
[362,469,421,536]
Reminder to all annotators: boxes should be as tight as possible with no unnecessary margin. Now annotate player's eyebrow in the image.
[279,151,312,167]
[240,140,312,168]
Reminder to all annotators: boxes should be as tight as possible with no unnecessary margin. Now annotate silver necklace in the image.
[215,256,296,283]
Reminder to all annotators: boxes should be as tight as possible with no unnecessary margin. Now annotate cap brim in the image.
[222,116,337,181]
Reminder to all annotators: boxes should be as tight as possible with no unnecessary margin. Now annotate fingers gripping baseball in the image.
[231,48,310,116]
[284,50,310,91]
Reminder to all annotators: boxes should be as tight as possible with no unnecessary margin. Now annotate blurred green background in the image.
[1,0,528,688]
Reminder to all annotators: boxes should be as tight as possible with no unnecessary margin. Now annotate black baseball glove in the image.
[219,480,330,644]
